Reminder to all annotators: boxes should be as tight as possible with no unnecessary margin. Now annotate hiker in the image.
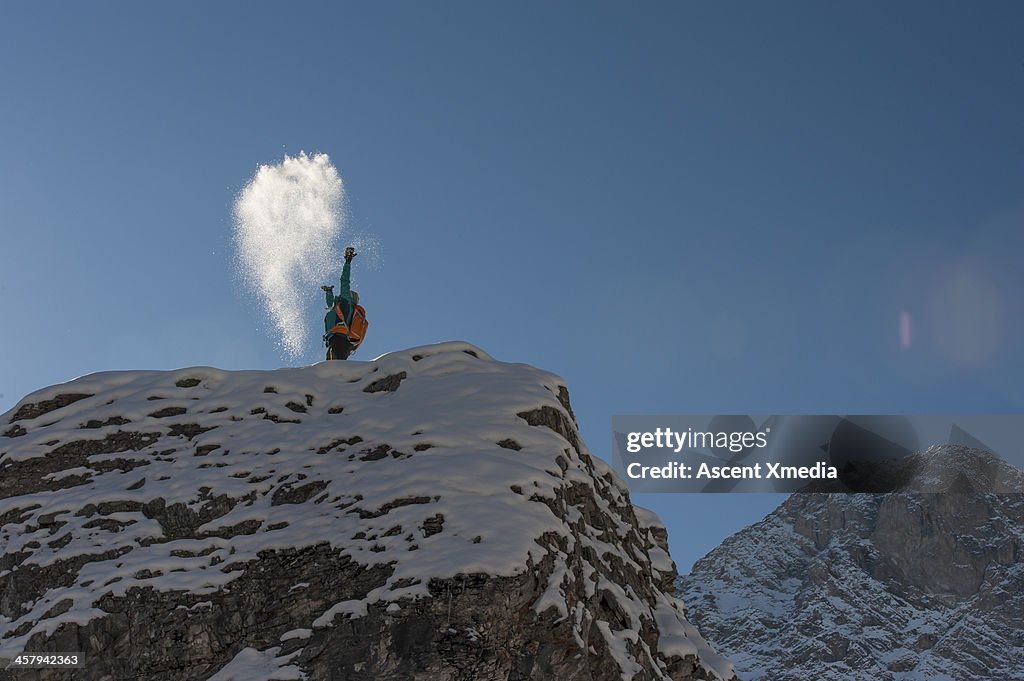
[321,247,368,360]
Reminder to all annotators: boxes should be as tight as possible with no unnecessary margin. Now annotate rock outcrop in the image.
[678,445,1024,681]
[0,342,733,681]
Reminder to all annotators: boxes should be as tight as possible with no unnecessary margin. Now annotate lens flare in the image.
[928,262,1003,367]
[900,311,912,350]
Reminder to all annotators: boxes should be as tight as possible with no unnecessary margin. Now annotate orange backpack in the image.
[330,301,369,350]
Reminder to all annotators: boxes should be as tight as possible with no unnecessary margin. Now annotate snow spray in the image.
[232,152,346,358]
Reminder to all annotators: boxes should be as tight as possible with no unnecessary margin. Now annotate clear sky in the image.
[2,1,1023,571]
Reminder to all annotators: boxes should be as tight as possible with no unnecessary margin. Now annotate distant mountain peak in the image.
[679,446,1024,680]
[906,444,1024,493]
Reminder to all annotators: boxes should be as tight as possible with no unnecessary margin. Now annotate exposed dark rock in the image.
[0,431,160,499]
[363,372,407,393]
[359,444,392,461]
[3,424,27,438]
[517,405,579,452]
[556,385,576,424]
[253,411,301,424]
[421,513,445,537]
[10,393,92,423]
[81,416,131,429]
[317,436,362,454]
[272,481,329,506]
[352,495,433,520]
[167,423,216,439]
[149,407,187,419]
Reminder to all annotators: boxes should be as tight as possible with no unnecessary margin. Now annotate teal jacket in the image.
[324,260,355,336]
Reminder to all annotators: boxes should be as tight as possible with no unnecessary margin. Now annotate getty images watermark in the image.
[611,415,1024,493]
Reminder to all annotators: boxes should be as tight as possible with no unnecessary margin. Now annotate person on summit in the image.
[321,247,368,360]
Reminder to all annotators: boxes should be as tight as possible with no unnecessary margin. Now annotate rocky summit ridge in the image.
[679,445,1024,681]
[0,341,733,681]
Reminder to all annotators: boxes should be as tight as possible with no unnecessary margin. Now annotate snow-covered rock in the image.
[0,341,733,681]
[678,445,1024,681]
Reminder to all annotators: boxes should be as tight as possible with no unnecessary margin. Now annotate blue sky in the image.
[2,1,1023,570]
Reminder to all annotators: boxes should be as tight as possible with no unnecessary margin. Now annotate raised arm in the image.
[338,259,352,300]
[339,247,356,300]
[321,285,335,308]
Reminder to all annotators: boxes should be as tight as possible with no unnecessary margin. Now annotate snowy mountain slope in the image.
[678,446,1024,681]
[0,341,733,681]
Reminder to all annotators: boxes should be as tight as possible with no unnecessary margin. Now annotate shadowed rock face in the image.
[0,342,734,681]
[679,445,1024,681]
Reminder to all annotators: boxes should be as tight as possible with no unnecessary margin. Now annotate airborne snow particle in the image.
[232,152,346,358]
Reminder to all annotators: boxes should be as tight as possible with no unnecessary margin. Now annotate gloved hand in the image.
[321,285,334,292]
[344,247,357,262]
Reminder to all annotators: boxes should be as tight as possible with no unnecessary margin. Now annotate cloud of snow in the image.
[233,152,346,358]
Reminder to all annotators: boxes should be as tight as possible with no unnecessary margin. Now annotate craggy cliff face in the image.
[679,446,1024,681]
[0,342,733,681]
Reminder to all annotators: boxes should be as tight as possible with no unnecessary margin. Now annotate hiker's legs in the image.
[328,335,353,360]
